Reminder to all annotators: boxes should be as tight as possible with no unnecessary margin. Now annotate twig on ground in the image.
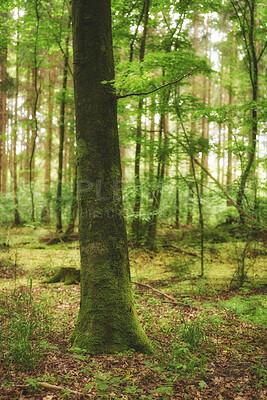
[19,382,86,397]
[132,281,179,304]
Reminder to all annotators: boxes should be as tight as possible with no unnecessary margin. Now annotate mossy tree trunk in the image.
[71,0,152,354]
[45,267,80,285]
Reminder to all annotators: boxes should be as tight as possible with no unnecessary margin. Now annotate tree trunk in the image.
[201,23,210,196]
[221,124,226,185]
[131,97,142,240]
[131,0,150,242]
[56,31,70,232]
[29,1,41,222]
[175,128,180,228]
[71,0,152,354]
[147,114,168,250]
[42,65,55,224]
[13,44,21,226]
[187,13,198,224]
[118,115,126,182]
[226,71,233,205]
[217,62,223,183]
[63,164,78,239]
[24,69,31,185]
[230,0,262,220]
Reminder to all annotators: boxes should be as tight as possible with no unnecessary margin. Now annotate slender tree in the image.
[56,22,70,232]
[12,33,21,225]
[131,0,151,242]
[229,0,266,219]
[147,89,170,250]
[41,64,55,223]
[29,0,41,222]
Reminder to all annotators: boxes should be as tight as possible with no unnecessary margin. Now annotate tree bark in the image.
[217,61,223,184]
[187,13,198,223]
[71,0,152,354]
[63,164,78,239]
[201,22,210,196]
[29,0,40,222]
[24,69,31,185]
[56,30,70,232]
[42,65,55,224]
[226,69,233,205]
[175,125,180,228]
[147,88,169,250]
[13,42,21,226]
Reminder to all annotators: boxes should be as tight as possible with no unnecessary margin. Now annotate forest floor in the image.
[0,225,266,400]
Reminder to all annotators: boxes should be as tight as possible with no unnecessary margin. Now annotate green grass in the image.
[0,281,52,370]
[220,295,267,328]
[1,226,266,296]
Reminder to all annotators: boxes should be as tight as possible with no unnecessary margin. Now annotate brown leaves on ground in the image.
[0,283,266,400]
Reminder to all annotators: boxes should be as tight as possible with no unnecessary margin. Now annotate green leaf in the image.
[83,382,95,391]
[98,382,109,391]
[199,380,207,389]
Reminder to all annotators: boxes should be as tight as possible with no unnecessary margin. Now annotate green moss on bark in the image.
[72,0,152,354]
[45,267,80,285]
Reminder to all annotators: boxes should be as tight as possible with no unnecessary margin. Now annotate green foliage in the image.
[203,227,231,243]
[158,314,211,377]
[167,259,190,278]
[83,371,142,398]
[152,384,174,399]
[194,280,217,297]
[251,360,267,388]
[0,181,75,225]
[230,239,259,288]
[178,315,208,351]
[220,295,267,328]
[0,282,52,370]
[25,378,40,391]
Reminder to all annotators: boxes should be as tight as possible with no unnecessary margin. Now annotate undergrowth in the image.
[220,295,267,328]
[0,280,52,370]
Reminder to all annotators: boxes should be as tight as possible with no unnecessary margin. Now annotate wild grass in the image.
[0,281,52,370]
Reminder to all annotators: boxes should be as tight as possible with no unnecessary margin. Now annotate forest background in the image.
[0,0,266,242]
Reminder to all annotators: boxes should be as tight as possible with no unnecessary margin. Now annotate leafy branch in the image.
[117,68,199,99]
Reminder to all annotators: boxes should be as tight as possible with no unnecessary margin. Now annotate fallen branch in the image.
[19,382,86,397]
[39,382,84,395]
[132,281,178,304]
